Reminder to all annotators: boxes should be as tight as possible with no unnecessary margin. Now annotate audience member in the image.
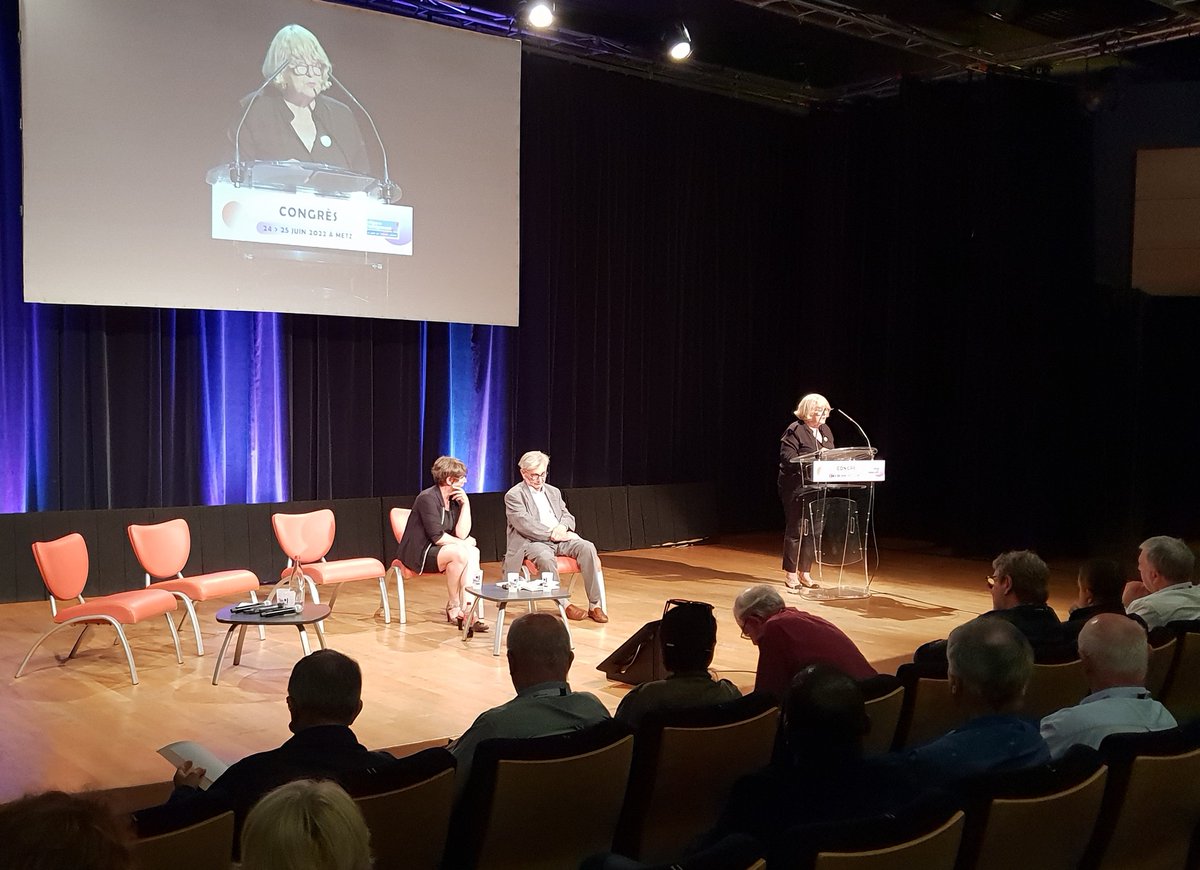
[733,585,875,700]
[503,450,609,622]
[449,612,610,790]
[914,550,1064,663]
[902,617,1049,786]
[1123,536,1200,629]
[0,790,132,870]
[1061,558,1128,643]
[239,779,371,870]
[137,650,397,835]
[615,601,741,728]
[1040,613,1177,758]
[702,665,921,853]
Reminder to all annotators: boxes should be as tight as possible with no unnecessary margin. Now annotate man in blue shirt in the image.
[903,617,1049,785]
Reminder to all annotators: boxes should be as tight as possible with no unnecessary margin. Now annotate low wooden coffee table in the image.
[211,603,331,685]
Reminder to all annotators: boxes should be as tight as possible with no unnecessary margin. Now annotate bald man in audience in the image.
[1039,613,1176,758]
[1123,536,1200,630]
[449,612,610,791]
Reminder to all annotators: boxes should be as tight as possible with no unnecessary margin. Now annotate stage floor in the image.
[0,533,1084,803]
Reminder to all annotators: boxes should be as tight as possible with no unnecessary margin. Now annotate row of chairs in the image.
[119,709,1200,870]
[871,620,1200,753]
[123,695,778,870]
[15,509,443,685]
[836,721,1200,870]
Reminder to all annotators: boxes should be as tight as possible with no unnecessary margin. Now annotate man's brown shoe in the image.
[564,603,587,621]
[588,607,609,624]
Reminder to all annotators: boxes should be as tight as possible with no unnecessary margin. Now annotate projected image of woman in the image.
[238,24,371,174]
[778,393,834,592]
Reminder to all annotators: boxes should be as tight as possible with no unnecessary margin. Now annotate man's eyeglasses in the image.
[521,469,546,481]
[663,598,714,617]
[986,575,998,589]
[289,63,327,77]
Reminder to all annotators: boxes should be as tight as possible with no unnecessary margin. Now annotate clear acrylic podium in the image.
[793,447,885,600]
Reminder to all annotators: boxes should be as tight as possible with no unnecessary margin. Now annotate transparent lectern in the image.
[788,447,885,600]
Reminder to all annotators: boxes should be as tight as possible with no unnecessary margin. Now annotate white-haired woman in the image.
[777,393,834,591]
[238,24,370,173]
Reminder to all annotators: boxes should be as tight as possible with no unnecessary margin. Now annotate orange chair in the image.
[271,509,390,623]
[128,518,263,655]
[388,506,442,625]
[16,533,182,685]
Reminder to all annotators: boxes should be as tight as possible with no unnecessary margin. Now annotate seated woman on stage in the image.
[397,456,487,630]
[778,393,835,591]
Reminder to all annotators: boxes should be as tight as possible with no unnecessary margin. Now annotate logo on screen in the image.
[367,219,400,239]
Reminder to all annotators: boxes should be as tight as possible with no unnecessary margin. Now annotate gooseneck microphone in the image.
[837,408,873,455]
[230,60,291,186]
[330,74,401,203]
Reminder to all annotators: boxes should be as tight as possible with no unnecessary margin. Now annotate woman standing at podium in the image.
[778,393,834,592]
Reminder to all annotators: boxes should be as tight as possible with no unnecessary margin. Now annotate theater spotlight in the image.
[666,23,692,62]
[522,1,555,29]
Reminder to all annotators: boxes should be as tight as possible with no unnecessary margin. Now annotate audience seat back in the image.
[859,675,904,755]
[964,761,1107,870]
[1023,659,1089,721]
[1145,633,1178,699]
[810,810,965,870]
[447,720,634,870]
[894,664,967,750]
[614,694,779,863]
[1087,724,1200,869]
[355,767,455,870]
[1158,621,1200,724]
[130,809,234,870]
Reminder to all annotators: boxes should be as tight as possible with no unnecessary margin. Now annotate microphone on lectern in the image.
[330,74,401,203]
[837,408,873,455]
[230,60,291,186]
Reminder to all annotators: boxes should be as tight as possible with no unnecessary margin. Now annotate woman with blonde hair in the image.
[238,24,370,173]
[240,780,371,870]
[777,393,834,591]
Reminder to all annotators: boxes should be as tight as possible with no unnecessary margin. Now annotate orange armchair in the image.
[17,533,183,685]
[271,509,391,623]
[128,518,263,656]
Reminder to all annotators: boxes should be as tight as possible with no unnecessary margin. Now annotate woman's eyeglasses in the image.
[289,63,327,77]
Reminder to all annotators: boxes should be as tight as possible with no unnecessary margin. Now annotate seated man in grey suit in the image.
[503,450,608,623]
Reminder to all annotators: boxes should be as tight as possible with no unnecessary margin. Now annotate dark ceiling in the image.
[340,0,1200,108]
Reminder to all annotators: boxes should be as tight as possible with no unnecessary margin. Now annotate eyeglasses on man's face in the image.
[521,467,547,481]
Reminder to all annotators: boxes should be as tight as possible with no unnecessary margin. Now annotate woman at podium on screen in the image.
[236,24,371,174]
[778,393,834,592]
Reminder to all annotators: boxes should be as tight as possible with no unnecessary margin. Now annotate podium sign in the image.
[211,183,413,256]
[812,459,886,483]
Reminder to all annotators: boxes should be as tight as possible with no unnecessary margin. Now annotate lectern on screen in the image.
[20,0,521,326]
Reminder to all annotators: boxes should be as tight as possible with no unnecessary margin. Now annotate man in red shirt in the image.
[733,585,876,699]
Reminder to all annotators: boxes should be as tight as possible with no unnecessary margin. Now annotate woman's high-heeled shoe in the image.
[447,606,490,634]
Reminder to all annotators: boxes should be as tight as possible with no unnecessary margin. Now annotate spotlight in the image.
[666,23,692,62]
[523,1,555,29]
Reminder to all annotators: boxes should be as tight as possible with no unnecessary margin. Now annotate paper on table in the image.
[158,740,230,790]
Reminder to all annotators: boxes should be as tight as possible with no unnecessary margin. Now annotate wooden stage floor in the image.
[0,533,1085,803]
